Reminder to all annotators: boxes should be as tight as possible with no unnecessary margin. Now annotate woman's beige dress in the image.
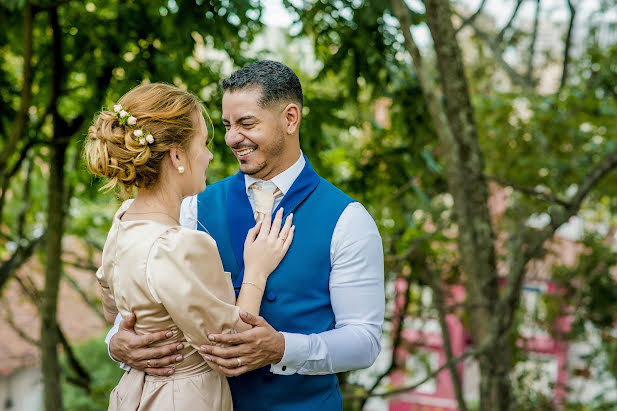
[97,200,240,411]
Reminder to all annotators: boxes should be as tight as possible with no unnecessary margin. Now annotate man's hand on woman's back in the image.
[109,312,185,376]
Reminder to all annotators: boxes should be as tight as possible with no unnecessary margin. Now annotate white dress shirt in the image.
[107,152,385,375]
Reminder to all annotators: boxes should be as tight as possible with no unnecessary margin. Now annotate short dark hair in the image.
[222,60,303,108]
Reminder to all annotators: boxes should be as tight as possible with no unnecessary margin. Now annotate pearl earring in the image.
[178,166,185,174]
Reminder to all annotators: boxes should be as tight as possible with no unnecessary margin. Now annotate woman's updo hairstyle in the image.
[84,83,207,195]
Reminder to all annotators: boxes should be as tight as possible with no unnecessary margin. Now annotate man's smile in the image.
[235,147,257,158]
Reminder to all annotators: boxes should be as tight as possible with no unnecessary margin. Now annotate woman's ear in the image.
[169,147,183,169]
[282,103,301,135]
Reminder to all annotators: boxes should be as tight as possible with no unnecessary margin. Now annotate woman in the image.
[84,83,294,410]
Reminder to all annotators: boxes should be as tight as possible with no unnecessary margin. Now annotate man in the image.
[106,60,384,410]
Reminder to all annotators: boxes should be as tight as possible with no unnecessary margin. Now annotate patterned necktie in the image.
[250,183,283,224]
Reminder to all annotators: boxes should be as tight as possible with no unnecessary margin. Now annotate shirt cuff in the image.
[105,315,131,371]
[269,332,310,375]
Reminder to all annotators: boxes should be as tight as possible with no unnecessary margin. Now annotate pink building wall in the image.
[388,281,570,410]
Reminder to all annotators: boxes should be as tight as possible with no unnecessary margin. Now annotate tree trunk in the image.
[41,141,67,411]
[422,0,511,409]
[40,6,67,410]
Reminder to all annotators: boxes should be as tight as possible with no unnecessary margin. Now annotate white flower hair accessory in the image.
[113,104,154,146]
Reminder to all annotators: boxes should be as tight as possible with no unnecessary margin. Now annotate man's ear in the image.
[282,103,301,135]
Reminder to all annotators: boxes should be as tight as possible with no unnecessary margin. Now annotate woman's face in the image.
[185,111,213,196]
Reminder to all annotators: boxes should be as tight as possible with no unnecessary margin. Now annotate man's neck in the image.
[244,151,305,195]
[252,151,303,181]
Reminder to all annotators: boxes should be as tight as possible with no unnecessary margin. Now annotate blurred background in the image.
[1,0,617,410]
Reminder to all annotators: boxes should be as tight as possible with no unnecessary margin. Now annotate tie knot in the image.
[256,180,278,192]
[250,183,282,218]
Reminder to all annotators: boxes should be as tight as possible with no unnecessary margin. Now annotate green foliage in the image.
[3,0,617,408]
[0,0,265,408]
[61,334,124,411]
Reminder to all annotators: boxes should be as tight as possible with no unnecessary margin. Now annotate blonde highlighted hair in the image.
[84,83,210,195]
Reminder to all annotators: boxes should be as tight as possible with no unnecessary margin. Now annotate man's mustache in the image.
[231,143,257,150]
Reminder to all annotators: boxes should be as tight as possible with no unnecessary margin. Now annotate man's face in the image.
[222,87,287,180]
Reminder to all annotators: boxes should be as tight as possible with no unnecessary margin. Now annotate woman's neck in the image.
[128,186,182,224]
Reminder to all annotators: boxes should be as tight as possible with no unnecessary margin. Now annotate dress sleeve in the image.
[96,263,118,322]
[97,200,133,322]
[146,227,240,350]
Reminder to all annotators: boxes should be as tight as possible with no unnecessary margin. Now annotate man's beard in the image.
[241,160,267,176]
[239,129,286,178]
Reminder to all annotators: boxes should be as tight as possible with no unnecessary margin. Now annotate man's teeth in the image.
[238,148,256,156]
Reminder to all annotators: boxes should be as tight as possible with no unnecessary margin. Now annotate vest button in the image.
[266,291,277,302]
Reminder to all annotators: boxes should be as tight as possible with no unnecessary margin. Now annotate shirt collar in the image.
[244,151,305,196]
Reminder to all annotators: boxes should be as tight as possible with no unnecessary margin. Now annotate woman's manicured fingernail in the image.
[204,355,212,361]
[166,332,173,338]
[168,370,173,375]
[175,355,183,362]
[176,343,184,350]
[208,335,216,341]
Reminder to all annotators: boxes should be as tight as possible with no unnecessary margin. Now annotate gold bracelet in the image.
[242,280,264,293]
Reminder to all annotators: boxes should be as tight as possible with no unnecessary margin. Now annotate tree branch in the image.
[344,343,488,401]
[498,148,617,335]
[16,157,33,240]
[57,323,91,393]
[496,0,525,43]
[454,0,488,34]
[0,233,46,293]
[4,272,92,392]
[0,2,37,223]
[456,12,534,89]
[390,0,456,152]
[526,0,541,81]
[427,265,468,411]
[61,267,105,321]
[0,1,35,173]
[358,273,413,409]
[560,0,576,90]
[1,299,40,347]
[484,174,570,207]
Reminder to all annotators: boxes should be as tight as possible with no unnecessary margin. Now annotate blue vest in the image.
[197,158,354,411]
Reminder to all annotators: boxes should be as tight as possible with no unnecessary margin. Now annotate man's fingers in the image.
[199,343,243,359]
[135,330,174,347]
[144,366,175,376]
[239,311,264,327]
[118,312,136,331]
[142,353,183,368]
[133,342,184,361]
[203,354,247,369]
[215,365,250,377]
[205,332,248,345]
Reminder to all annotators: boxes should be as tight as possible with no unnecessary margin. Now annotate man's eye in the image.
[242,123,254,127]
[222,124,230,129]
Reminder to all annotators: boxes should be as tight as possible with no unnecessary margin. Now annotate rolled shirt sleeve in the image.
[271,202,385,375]
[105,313,131,371]
[179,195,198,230]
